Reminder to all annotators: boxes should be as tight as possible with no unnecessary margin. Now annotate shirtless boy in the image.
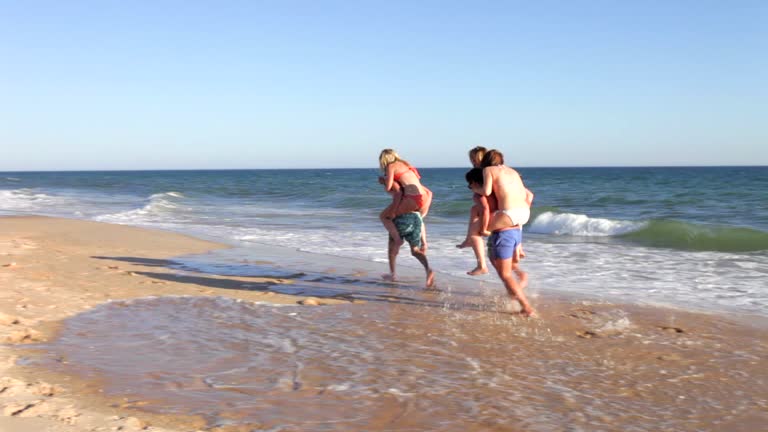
[473,149,536,317]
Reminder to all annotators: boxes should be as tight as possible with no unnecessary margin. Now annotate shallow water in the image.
[7,167,768,430]
[30,283,767,431]
[2,167,768,315]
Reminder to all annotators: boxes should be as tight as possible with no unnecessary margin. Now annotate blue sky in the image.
[1,1,766,170]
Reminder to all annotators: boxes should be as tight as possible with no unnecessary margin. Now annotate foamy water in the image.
[2,167,767,315]
[7,168,767,430]
[31,294,766,431]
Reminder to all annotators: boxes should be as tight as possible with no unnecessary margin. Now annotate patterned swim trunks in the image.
[392,212,423,248]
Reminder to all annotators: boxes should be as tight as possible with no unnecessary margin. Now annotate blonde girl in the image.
[378,149,432,243]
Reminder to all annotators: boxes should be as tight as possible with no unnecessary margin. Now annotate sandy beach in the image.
[0,216,351,432]
[1,216,766,431]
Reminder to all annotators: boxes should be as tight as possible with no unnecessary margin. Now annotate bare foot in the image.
[425,270,436,289]
[382,273,398,282]
[522,308,538,318]
[467,266,488,276]
[456,240,471,249]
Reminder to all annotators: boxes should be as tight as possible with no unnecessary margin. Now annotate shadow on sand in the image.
[91,255,521,316]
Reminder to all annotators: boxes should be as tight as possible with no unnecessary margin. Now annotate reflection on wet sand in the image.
[29,284,768,432]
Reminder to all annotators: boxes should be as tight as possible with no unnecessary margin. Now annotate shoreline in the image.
[1,215,766,431]
[0,216,354,432]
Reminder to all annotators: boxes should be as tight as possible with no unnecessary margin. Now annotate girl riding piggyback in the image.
[378,149,432,246]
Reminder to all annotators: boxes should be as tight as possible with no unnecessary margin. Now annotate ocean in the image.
[3,166,767,315]
[6,166,768,431]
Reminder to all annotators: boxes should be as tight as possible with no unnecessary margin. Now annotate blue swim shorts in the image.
[392,212,423,249]
[487,228,522,260]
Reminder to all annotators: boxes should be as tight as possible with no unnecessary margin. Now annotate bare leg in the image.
[467,235,488,275]
[410,246,435,289]
[380,212,403,248]
[383,236,400,281]
[456,204,482,248]
[512,262,528,290]
[457,205,488,275]
[492,257,535,317]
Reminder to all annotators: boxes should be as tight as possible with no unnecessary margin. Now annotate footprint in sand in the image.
[566,308,597,320]
[576,330,599,339]
[658,326,686,334]
[54,407,81,425]
[0,313,21,326]
[3,401,41,417]
[298,297,324,306]
[5,328,45,344]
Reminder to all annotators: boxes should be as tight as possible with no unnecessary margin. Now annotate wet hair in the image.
[468,146,487,166]
[379,149,410,172]
[480,149,504,167]
[465,167,484,186]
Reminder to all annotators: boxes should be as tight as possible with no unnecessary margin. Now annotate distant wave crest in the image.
[621,220,768,252]
[528,211,768,252]
[95,192,185,223]
[528,211,643,236]
[0,188,68,212]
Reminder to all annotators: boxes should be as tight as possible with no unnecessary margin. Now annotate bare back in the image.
[482,165,527,209]
[482,165,529,231]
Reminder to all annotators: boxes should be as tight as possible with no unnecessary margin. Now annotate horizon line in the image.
[1,164,767,173]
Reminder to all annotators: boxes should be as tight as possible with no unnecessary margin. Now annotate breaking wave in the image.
[621,220,768,252]
[528,211,768,252]
[528,211,643,236]
[0,189,71,213]
[94,192,186,224]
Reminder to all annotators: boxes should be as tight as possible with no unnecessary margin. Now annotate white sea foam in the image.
[528,211,644,236]
[2,184,763,316]
[0,189,72,213]
[94,192,185,224]
[596,317,633,334]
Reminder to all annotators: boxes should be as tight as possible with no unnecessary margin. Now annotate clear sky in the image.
[1,1,766,170]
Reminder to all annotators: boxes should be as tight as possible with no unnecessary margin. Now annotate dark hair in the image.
[465,167,483,185]
[480,149,504,167]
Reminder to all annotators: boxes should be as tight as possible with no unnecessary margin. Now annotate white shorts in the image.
[497,207,530,226]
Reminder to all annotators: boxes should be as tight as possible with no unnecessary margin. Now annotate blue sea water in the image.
[2,166,767,315]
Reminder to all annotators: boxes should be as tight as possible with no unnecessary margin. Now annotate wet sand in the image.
[1,216,766,431]
[0,216,351,432]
